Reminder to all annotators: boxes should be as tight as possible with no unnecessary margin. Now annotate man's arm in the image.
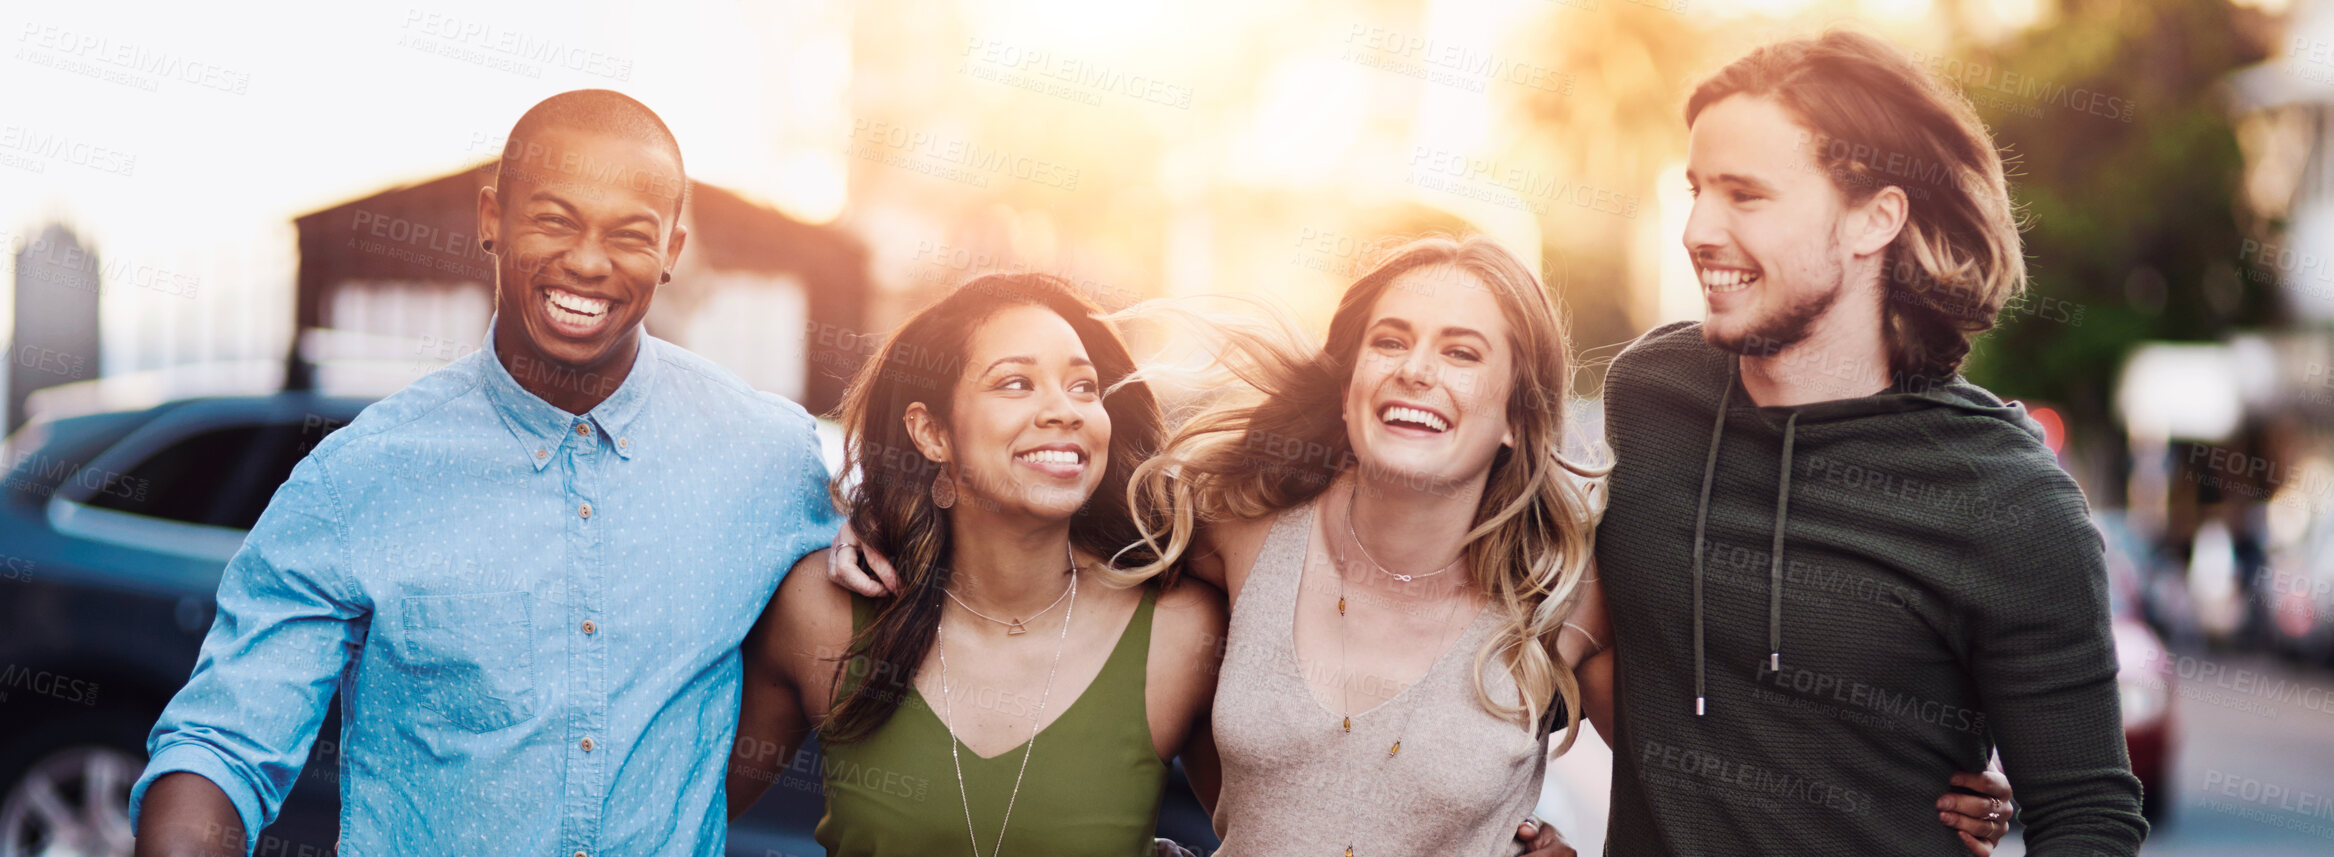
[1966,480,2147,855]
[133,457,363,857]
[1577,648,1616,749]
[727,554,825,818]
[730,549,855,819]
[134,774,244,857]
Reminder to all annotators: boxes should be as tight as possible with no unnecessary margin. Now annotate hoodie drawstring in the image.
[1686,364,1800,717]
[1688,379,1732,717]
[1769,412,1799,674]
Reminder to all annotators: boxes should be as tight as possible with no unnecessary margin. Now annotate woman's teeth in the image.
[546,288,610,319]
[1017,449,1082,465]
[1700,268,1761,293]
[1379,406,1448,432]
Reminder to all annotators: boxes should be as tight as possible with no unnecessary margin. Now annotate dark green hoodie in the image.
[1597,321,2146,856]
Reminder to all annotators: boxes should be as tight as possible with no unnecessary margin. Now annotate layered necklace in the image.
[934,541,1079,857]
[1333,484,1470,857]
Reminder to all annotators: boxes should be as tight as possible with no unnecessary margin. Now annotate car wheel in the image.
[0,718,144,857]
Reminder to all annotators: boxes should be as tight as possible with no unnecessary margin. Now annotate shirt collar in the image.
[478,316,660,470]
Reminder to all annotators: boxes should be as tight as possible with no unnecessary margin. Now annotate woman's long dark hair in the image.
[820,273,1166,744]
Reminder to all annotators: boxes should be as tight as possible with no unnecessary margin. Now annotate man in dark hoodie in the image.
[1589,31,2147,856]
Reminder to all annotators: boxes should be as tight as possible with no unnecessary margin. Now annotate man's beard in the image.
[1705,246,1845,359]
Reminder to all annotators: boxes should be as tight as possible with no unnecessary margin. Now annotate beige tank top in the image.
[1211,500,1547,857]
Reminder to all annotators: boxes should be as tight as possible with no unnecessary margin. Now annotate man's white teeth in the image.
[546,288,610,317]
[1018,449,1082,465]
[1379,406,1448,432]
[1700,268,1761,293]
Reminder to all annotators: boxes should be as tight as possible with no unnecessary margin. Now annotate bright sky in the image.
[0,0,2018,385]
[1,0,848,247]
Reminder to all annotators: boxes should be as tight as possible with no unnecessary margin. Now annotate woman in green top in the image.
[724,274,1228,857]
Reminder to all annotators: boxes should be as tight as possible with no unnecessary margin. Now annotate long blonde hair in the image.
[1115,235,1605,752]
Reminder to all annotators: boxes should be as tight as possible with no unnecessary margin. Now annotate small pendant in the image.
[1341,716,1351,733]
[1388,740,1401,756]
[1394,573,1413,582]
[1006,620,1027,636]
[1336,596,1345,616]
[1345,848,1355,857]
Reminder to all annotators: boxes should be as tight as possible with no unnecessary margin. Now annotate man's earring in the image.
[660,271,671,284]
[930,465,957,509]
[481,239,495,253]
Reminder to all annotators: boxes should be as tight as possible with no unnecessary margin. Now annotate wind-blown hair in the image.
[1116,235,1604,751]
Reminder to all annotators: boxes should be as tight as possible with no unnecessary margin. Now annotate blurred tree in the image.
[1505,3,1719,387]
[1960,0,2273,452]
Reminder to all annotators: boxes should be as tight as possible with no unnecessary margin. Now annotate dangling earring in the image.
[930,465,957,509]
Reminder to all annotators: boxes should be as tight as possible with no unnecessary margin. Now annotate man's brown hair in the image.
[1687,30,2026,382]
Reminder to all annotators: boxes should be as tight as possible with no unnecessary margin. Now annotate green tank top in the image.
[815,584,1166,857]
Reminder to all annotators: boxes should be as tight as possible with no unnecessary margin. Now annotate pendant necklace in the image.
[935,542,1079,857]
[1332,485,1469,857]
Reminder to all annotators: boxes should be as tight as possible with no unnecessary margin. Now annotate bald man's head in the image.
[478,90,691,397]
[498,89,687,218]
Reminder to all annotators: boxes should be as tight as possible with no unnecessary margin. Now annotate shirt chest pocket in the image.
[398,592,539,733]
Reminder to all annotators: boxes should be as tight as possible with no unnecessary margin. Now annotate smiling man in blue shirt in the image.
[129,90,841,857]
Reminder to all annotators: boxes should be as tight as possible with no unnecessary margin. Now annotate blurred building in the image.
[8,225,102,435]
[289,163,872,413]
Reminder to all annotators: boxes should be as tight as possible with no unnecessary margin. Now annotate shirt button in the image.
[581,620,596,635]
[575,423,591,437]
[535,448,547,460]
[575,851,588,857]
[617,437,629,450]
[578,503,593,519]
[580,737,596,751]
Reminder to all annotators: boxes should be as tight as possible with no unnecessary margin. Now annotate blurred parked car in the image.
[2097,512,2178,822]
[2260,494,2334,666]
[0,394,1217,856]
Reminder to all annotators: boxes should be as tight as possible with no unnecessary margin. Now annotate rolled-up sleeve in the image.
[764,401,842,577]
[130,454,365,853]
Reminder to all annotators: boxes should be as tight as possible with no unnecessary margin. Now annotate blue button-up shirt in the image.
[130,326,841,857]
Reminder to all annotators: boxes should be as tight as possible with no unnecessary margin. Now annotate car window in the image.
[83,419,343,530]
[84,426,265,527]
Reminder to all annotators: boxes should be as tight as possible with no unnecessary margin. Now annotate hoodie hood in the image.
[1685,357,2038,716]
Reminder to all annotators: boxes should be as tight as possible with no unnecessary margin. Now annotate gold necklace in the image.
[943,543,1077,635]
[1331,486,1471,857]
[1344,483,1464,583]
[936,557,1079,857]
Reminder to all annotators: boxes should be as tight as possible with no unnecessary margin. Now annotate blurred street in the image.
[1997,652,2334,856]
